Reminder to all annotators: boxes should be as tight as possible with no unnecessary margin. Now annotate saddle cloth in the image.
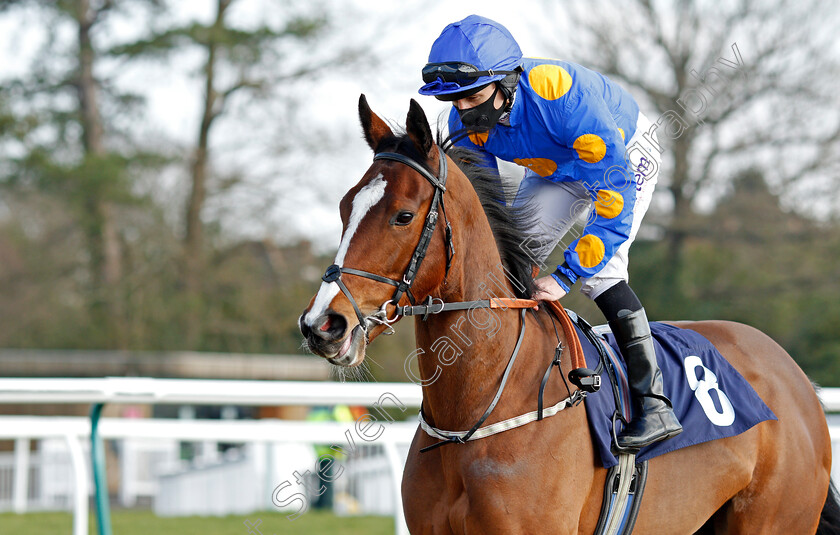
[572,319,777,468]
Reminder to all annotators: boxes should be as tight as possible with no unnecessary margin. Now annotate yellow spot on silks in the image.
[513,157,558,177]
[594,190,624,219]
[528,64,573,100]
[573,134,607,163]
[575,234,606,269]
[468,132,489,146]
[618,128,625,141]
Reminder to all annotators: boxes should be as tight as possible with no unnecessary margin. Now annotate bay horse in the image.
[300,95,838,534]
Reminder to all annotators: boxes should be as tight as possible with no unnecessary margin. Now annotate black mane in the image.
[442,141,539,299]
[374,131,538,298]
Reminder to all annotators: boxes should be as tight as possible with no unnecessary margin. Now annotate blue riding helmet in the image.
[419,15,522,100]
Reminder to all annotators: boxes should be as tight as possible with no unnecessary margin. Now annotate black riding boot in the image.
[610,308,682,449]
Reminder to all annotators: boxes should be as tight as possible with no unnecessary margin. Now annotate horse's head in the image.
[299,95,455,367]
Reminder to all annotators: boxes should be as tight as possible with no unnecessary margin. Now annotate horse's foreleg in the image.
[402,428,457,535]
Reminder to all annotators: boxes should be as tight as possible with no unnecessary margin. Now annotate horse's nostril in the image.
[323,312,347,340]
[303,311,348,342]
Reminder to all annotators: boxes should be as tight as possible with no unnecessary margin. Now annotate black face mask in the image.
[457,84,506,132]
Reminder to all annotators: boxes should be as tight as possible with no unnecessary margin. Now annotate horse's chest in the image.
[419,456,576,534]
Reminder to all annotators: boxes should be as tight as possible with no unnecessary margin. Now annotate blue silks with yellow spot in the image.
[446,57,642,278]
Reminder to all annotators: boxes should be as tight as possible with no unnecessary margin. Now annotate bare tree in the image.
[75,0,125,341]
[541,0,840,291]
[112,0,368,345]
[0,0,164,348]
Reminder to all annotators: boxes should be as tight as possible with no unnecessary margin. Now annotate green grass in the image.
[0,510,395,535]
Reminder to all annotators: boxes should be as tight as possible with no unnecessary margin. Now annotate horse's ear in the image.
[406,99,433,157]
[359,94,393,151]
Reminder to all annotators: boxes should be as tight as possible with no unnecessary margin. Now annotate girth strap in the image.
[593,453,648,535]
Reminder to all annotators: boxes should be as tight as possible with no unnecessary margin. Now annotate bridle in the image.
[318,144,592,452]
[320,147,454,340]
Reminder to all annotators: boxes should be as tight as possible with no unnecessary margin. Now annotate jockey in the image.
[418,15,682,449]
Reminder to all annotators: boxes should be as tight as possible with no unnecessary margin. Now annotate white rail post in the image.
[65,433,89,535]
[13,437,30,513]
[383,441,409,535]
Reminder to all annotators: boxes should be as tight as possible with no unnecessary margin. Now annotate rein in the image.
[418,308,586,453]
[397,296,539,318]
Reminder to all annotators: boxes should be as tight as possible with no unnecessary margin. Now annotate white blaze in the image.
[304,175,386,325]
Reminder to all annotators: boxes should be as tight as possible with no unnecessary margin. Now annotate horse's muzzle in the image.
[299,310,365,366]
[300,309,347,342]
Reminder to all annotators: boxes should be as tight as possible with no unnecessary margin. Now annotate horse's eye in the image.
[394,211,415,226]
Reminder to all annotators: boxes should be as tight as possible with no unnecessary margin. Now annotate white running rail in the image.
[0,378,424,535]
[1,378,840,535]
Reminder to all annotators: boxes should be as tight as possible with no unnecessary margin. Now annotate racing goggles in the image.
[421,62,518,89]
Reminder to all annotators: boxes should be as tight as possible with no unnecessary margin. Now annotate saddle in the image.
[544,301,777,533]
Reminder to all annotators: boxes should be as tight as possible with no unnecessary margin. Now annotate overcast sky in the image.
[0,1,561,251]
[2,1,837,251]
[274,2,553,250]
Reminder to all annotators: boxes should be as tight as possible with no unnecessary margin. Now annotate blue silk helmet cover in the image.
[420,15,522,98]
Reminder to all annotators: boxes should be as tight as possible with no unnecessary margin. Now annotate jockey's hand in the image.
[532,275,567,302]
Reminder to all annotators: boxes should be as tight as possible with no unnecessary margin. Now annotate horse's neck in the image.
[415,197,539,431]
